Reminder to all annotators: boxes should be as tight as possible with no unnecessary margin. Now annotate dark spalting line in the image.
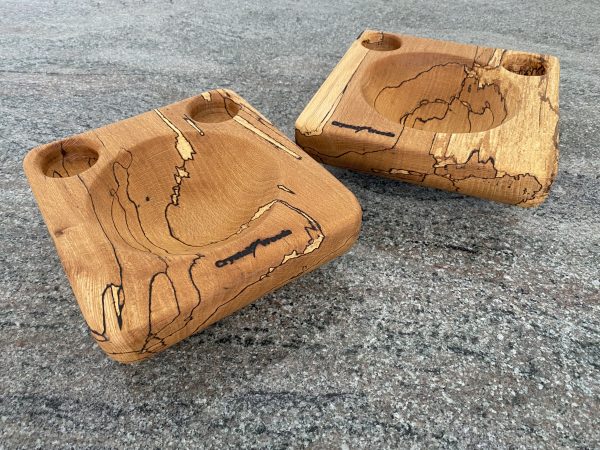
[220,92,238,119]
[539,75,559,115]
[111,191,152,254]
[402,70,507,133]
[434,148,496,179]
[298,145,325,163]
[306,67,506,160]
[376,139,544,204]
[299,47,507,152]
[120,227,348,361]
[111,160,181,351]
[112,150,175,256]
[374,61,466,108]
[83,133,128,340]
[325,70,499,157]
[111,253,320,363]
[107,253,204,358]
[515,173,544,204]
[84,101,332,359]
[93,130,108,150]
[110,149,204,353]
[154,106,305,254]
[155,108,207,251]
[142,254,204,354]
[97,138,165,254]
[410,101,457,129]
[303,129,404,161]
[112,163,156,254]
[99,149,325,356]
[277,184,296,195]
[305,46,544,205]
[59,142,69,177]
[331,120,395,137]
[77,174,125,340]
[538,75,559,133]
[142,270,177,353]
[190,200,325,336]
[109,181,184,351]
[374,62,509,133]
[104,201,324,360]
[215,229,293,268]
[83,144,204,352]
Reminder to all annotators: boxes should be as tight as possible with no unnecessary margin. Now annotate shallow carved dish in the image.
[24,89,362,362]
[296,30,559,206]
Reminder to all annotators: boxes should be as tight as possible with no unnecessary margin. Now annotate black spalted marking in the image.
[215,229,292,268]
[331,120,395,137]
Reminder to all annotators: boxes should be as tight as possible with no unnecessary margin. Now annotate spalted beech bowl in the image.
[24,89,362,362]
[296,30,559,207]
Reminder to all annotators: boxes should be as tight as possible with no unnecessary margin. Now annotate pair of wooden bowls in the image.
[24,31,559,362]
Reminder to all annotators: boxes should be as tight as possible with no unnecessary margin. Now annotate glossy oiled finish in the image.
[296,30,560,206]
[24,89,362,362]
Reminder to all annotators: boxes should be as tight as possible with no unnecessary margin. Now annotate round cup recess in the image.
[187,95,241,123]
[361,31,402,51]
[41,140,99,178]
[501,53,547,76]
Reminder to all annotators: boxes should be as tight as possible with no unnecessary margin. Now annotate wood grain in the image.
[296,30,560,207]
[24,89,362,362]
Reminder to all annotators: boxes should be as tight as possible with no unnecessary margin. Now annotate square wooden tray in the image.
[24,89,362,362]
[295,30,559,206]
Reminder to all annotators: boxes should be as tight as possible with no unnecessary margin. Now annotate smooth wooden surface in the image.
[296,30,560,207]
[24,89,362,362]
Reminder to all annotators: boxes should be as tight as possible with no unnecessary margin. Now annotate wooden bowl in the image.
[24,89,362,362]
[296,30,559,207]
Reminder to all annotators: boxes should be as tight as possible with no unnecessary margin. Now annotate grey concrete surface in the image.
[1,0,599,447]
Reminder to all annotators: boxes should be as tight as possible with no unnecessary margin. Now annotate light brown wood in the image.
[296,30,560,206]
[24,89,362,362]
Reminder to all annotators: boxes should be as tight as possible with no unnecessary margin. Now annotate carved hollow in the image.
[502,53,547,76]
[361,31,402,51]
[90,134,281,251]
[41,140,99,178]
[362,53,515,133]
[187,95,241,123]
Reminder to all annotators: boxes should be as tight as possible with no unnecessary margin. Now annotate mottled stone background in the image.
[1,0,599,447]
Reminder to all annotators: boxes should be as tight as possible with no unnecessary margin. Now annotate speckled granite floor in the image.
[1,0,599,448]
